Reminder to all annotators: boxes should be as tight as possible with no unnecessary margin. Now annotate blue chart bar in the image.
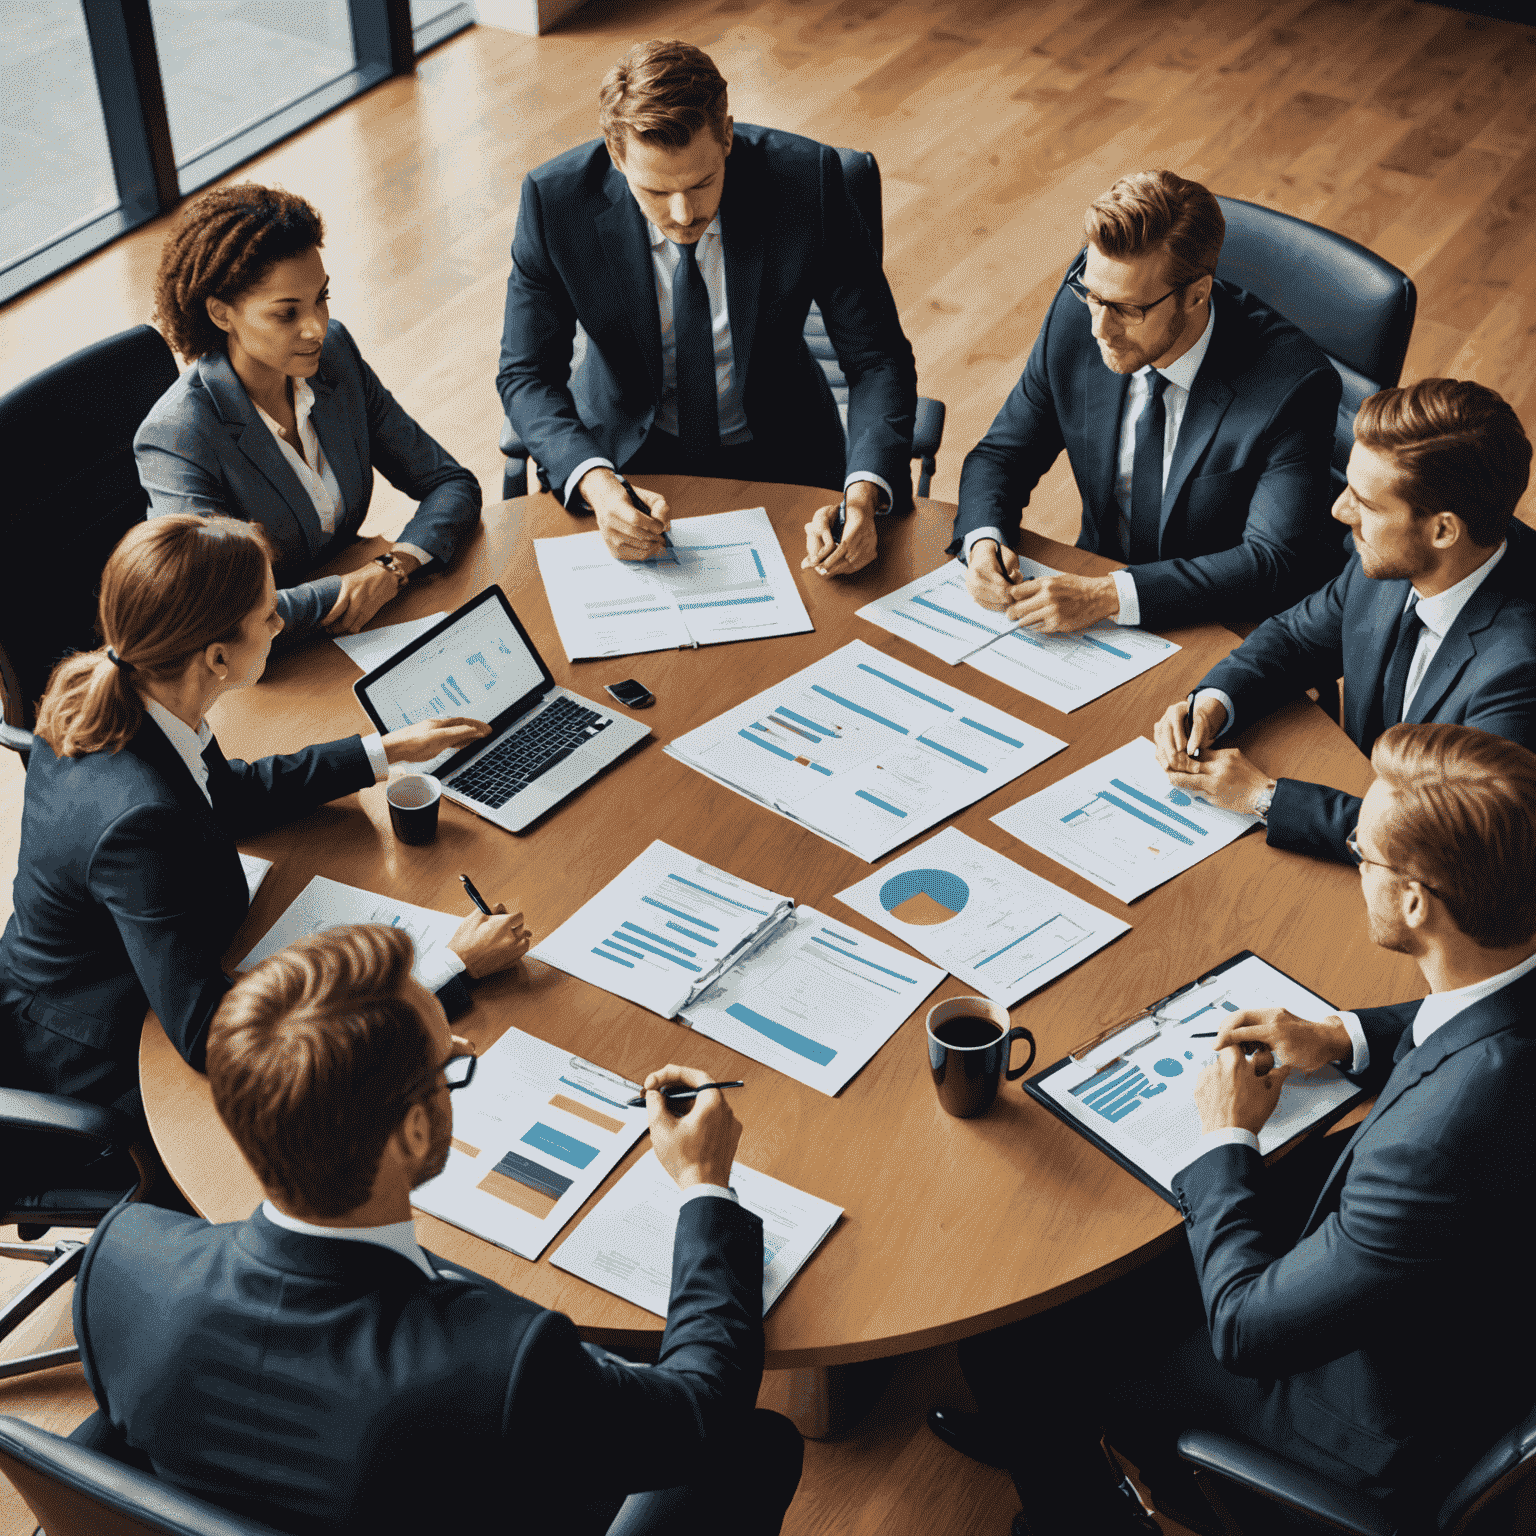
[751,548,766,579]
[494,1149,571,1200]
[1061,802,1094,824]
[666,920,716,947]
[921,737,987,772]
[977,914,1059,968]
[1012,630,1047,650]
[443,676,469,706]
[1222,1001,1240,1012]
[620,921,694,955]
[599,606,671,618]
[1071,1063,1167,1122]
[1180,1003,1216,1024]
[810,936,914,983]
[612,930,701,970]
[725,1003,836,1066]
[1108,778,1207,835]
[895,609,961,642]
[768,714,820,742]
[680,594,775,610]
[600,938,645,960]
[739,729,795,762]
[667,872,768,915]
[911,594,995,633]
[558,1074,629,1109]
[855,789,907,817]
[1099,791,1194,846]
[641,895,719,931]
[777,705,838,736]
[960,716,1024,748]
[521,1122,599,1169]
[811,684,906,734]
[855,662,954,712]
[1082,633,1133,661]
[591,947,634,968]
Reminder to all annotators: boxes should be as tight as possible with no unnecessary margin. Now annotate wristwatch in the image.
[1252,780,1277,822]
[373,552,411,590]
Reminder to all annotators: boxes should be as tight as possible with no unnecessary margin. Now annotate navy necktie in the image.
[1378,597,1425,738]
[1128,371,1169,564]
[672,240,720,461]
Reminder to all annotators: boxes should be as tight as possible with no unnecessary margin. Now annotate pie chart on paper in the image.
[879,868,970,925]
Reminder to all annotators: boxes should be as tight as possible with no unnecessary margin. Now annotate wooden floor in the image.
[4,1,1536,1531]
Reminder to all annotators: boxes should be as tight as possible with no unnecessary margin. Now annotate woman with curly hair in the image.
[134,183,482,642]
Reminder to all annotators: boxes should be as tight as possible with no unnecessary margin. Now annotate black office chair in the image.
[499,148,947,501]
[0,324,180,768]
[0,1416,291,1536]
[1176,1401,1536,1535]
[1213,196,1416,502]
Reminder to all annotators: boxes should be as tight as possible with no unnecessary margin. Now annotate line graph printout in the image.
[666,639,1067,862]
[856,562,1019,664]
[992,737,1260,903]
[679,907,945,1096]
[1034,954,1358,1192]
[535,507,812,660]
[836,827,1129,1007]
[411,1025,647,1261]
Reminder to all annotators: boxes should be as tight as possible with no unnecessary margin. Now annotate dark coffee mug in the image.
[926,996,1036,1119]
[386,773,441,845]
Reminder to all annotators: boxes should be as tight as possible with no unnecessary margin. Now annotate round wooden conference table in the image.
[141,476,1417,1384]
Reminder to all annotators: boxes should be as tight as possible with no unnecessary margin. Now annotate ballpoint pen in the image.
[625,1080,745,1107]
[1184,693,1200,760]
[458,873,493,915]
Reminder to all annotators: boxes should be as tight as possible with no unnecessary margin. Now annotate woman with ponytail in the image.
[0,515,531,1113]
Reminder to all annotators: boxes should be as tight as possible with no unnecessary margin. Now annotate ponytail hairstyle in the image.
[33,515,274,759]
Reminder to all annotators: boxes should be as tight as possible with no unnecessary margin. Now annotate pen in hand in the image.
[1184,695,1201,761]
[626,1080,744,1108]
[459,873,493,916]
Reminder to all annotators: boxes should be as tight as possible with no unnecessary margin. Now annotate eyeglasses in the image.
[1066,275,1181,325]
[1346,829,1444,900]
[393,1050,477,1109]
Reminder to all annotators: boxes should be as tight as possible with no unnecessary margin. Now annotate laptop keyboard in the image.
[448,696,613,809]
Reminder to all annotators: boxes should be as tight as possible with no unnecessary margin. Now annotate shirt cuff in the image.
[844,472,893,513]
[679,1183,738,1206]
[961,525,1008,564]
[1337,1011,1370,1075]
[415,945,467,993]
[1171,1126,1260,1179]
[1109,568,1140,627]
[392,542,433,571]
[361,733,391,781]
[1195,687,1236,739]
[564,457,615,509]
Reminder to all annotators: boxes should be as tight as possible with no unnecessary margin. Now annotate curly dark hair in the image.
[151,183,325,359]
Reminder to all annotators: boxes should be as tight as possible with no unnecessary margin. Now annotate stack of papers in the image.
[412,1026,647,1260]
[239,853,273,904]
[553,1153,843,1317]
[535,507,813,660]
[836,827,1129,1007]
[333,612,448,674]
[665,639,1066,862]
[858,557,1180,713]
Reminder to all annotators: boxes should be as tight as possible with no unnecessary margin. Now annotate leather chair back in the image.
[1214,196,1416,496]
[0,1416,290,1536]
[1439,1396,1536,1534]
[0,325,178,727]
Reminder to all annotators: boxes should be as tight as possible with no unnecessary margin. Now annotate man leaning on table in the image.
[1152,377,1536,864]
[931,723,1536,1536]
[69,924,803,1536]
[497,38,917,578]
[951,169,1342,635]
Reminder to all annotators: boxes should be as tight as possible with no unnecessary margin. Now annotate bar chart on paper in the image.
[965,620,1179,714]
[992,737,1260,902]
[856,562,1017,664]
[836,828,1129,1007]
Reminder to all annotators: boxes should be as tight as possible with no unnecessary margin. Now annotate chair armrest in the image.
[499,415,528,458]
[0,1088,137,1148]
[1177,1430,1396,1536]
[0,721,32,761]
[912,396,945,458]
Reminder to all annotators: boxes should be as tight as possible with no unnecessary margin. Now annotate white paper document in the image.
[856,562,1019,664]
[234,874,461,986]
[665,639,1067,862]
[529,841,796,1020]
[992,737,1260,903]
[678,906,945,1096]
[553,1152,843,1317]
[332,612,448,674]
[1034,953,1358,1193]
[836,827,1130,1008]
[239,853,273,904]
[535,508,813,660]
[410,1025,647,1261]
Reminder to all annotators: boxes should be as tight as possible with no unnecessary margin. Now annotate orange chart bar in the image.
[549,1093,624,1134]
[478,1169,558,1219]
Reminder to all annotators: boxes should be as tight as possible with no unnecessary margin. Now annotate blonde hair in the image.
[1083,170,1225,288]
[33,514,273,759]
[598,39,730,158]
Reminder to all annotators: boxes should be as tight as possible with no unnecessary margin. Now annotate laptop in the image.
[354,585,650,834]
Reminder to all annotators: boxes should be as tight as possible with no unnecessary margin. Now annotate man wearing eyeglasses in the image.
[932,723,1536,1534]
[68,924,803,1536]
[951,169,1341,634]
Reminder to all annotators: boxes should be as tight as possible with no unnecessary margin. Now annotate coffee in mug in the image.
[927,996,1036,1119]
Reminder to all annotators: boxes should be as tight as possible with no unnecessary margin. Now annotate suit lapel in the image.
[1157,302,1236,550]
[1081,363,1129,553]
[1346,573,1413,747]
[595,165,662,397]
[1405,579,1507,725]
[720,139,765,392]
[305,362,367,528]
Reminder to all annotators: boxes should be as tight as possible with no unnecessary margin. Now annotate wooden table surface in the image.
[140,476,1419,1369]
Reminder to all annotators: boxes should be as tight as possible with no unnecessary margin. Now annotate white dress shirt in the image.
[1180,949,1536,1173]
[1198,538,1508,745]
[565,213,893,511]
[261,1199,439,1278]
[963,303,1216,627]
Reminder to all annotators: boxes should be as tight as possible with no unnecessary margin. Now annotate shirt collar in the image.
[1409,540,1506,638]
[647,213,722,251]
[261,1199,438,1279]
[142,698,214,806]
[253,375,316,439]
[1413,949,1536,1047]
[1147,300,1216,395]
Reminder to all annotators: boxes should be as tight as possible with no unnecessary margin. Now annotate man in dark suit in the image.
[497,38,917,578]
[951,169,1341,635]
[931,723,1536,1535]
[1152,377,1535,864]
[71,923,803,1535]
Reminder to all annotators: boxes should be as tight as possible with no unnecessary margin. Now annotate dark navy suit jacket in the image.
[950,256,1342,631]
[0,718,468,1107]
[1198,520,1536,862]
[135,319,481,639]
[497,124,917,510]
[74,1198,766,1535]
[1171,967,1536,1496]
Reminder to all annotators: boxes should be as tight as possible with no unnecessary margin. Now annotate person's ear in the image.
[1186,274,1213,310]
[1426,511,1463,551]
[203,641,230,683]
[206,295,233,334]
[1401,881,1431,931]
[397,1101,433,1161]
[721,117,734,157]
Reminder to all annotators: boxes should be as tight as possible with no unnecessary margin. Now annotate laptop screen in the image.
[355,586,551,740]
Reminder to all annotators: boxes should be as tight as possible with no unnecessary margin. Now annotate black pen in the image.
[625,1080,744,1107]
[458,873,493,916]
[623,478,671,549]
[1184,694,1200,761]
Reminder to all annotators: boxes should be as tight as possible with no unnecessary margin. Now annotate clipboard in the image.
[1022,950,1366,1209]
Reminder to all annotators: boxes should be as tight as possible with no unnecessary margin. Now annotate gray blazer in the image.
[135,319,481,638]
